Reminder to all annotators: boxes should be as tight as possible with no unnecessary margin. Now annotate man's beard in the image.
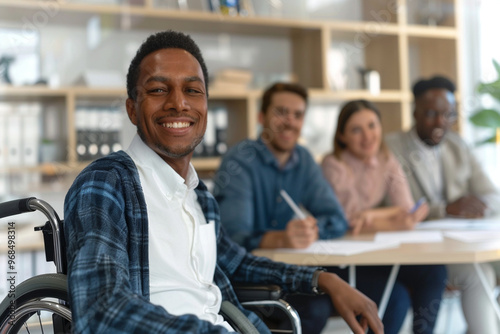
[137,127,204,158]
[261,125,299,153]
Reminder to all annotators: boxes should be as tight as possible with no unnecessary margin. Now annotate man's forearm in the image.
[258,230,286,249]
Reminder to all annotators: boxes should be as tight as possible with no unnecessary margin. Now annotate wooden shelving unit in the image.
[0,0,462,184]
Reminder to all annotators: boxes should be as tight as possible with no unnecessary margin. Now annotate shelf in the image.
[0,162,86,175]
[0,85,416,104]
[0,85,254,100]
[405,25,458,38]
[192,157,221,171]
[309,89,410,102]
[0,0,323,35]
[0,1,455,38]
[0,86,68,98]
[1,156,221,175]
[0,0,461,195]
[327,21,400,35]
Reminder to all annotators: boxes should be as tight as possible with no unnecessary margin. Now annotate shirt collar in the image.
[256,137,299,170]
[410,126,441,155]
[126,134,199,197]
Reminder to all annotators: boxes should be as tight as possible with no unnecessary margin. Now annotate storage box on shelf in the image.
[0,0,461,186]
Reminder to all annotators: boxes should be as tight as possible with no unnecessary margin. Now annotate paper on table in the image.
[276,240,400,256]
[374,231,443,243]
[444,230,500,243]
[416,218,500,230]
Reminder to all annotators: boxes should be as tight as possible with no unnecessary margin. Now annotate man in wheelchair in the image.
[64,30,383,334]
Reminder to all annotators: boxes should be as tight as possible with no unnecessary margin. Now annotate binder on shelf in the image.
[192,108,228,158]
[0,172,6,199]
[214,108,228,156]
[108,107,123,154]
[76,105,124,161]
[6,105,22,167]
[20,103,41,167]
[98,107,112,157]
[204,109,216,157]
[75,107,88,161]
[0,102,9,168]
[87,107,101,160]
[193,141,206,157]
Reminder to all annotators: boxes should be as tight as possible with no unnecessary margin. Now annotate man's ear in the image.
[126,98,138,126]
[258,111,264,125]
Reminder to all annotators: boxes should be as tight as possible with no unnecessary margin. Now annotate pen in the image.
[410,197,426,214]
[280,189,307,220]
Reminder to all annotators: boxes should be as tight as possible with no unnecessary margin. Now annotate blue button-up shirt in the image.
[213,138,348,251]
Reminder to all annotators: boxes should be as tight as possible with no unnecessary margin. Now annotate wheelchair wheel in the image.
[0,274,71,334]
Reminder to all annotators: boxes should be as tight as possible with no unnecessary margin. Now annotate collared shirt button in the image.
[276,196,282,203]
[271,220,278,227]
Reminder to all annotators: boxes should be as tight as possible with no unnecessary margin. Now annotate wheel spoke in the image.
[37,311,45,334]
[23,321,31,334]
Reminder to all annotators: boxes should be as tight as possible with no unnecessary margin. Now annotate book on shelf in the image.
[210,68,253,91]
[208,0,238,15]
[214,68,253,83]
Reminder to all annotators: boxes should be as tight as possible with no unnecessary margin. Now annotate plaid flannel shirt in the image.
[64,151,318,334]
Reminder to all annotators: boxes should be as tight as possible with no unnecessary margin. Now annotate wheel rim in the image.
[1,300,71,334]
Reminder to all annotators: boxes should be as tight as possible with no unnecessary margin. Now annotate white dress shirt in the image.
[410,128,445,202]
[126,135,233,331]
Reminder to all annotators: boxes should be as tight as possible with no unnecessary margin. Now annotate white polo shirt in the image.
[126,135,233,331]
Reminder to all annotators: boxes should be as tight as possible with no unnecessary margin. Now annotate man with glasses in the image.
[214,82,412,334]
[386,75,500,333]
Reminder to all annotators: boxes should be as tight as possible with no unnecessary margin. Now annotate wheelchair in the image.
[0,198,301,334]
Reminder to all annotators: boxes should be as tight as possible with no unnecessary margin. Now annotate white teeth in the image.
[162,122,190,128]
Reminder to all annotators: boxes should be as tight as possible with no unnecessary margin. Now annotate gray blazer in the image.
[386,129,498,219]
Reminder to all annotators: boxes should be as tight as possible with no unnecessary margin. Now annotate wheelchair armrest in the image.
[233,284,282,303]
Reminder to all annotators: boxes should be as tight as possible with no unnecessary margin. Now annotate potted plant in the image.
[469,59,500,145]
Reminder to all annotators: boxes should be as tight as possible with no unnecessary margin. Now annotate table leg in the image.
[473,262,500,321]
[349,264,356,287]
[378,264,400,318]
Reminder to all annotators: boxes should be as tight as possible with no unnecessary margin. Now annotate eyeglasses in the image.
[422,109,458,123]
[271,106,305,120]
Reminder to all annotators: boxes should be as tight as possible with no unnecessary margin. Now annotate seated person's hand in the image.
[284,217,318,249]
[388,206,424,230]
[446,195,486,218]
[411,202,429,223]
[350,211,376,235]
[350,204,428,235]
[318,272,383,334]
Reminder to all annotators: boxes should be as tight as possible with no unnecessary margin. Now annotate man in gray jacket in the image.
[386,75,500,333]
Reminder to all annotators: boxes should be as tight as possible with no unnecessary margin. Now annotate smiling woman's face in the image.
[339,109,382,160]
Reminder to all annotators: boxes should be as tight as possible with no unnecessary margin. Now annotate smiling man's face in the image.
[126,48,207,162]
[414,88,457,146]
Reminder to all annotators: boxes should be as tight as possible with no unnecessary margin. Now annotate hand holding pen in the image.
[280,189,318,249]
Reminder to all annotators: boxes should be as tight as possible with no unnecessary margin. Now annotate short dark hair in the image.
[260,82,308,113]
[126,30,209,100]
[412,75,456,99]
